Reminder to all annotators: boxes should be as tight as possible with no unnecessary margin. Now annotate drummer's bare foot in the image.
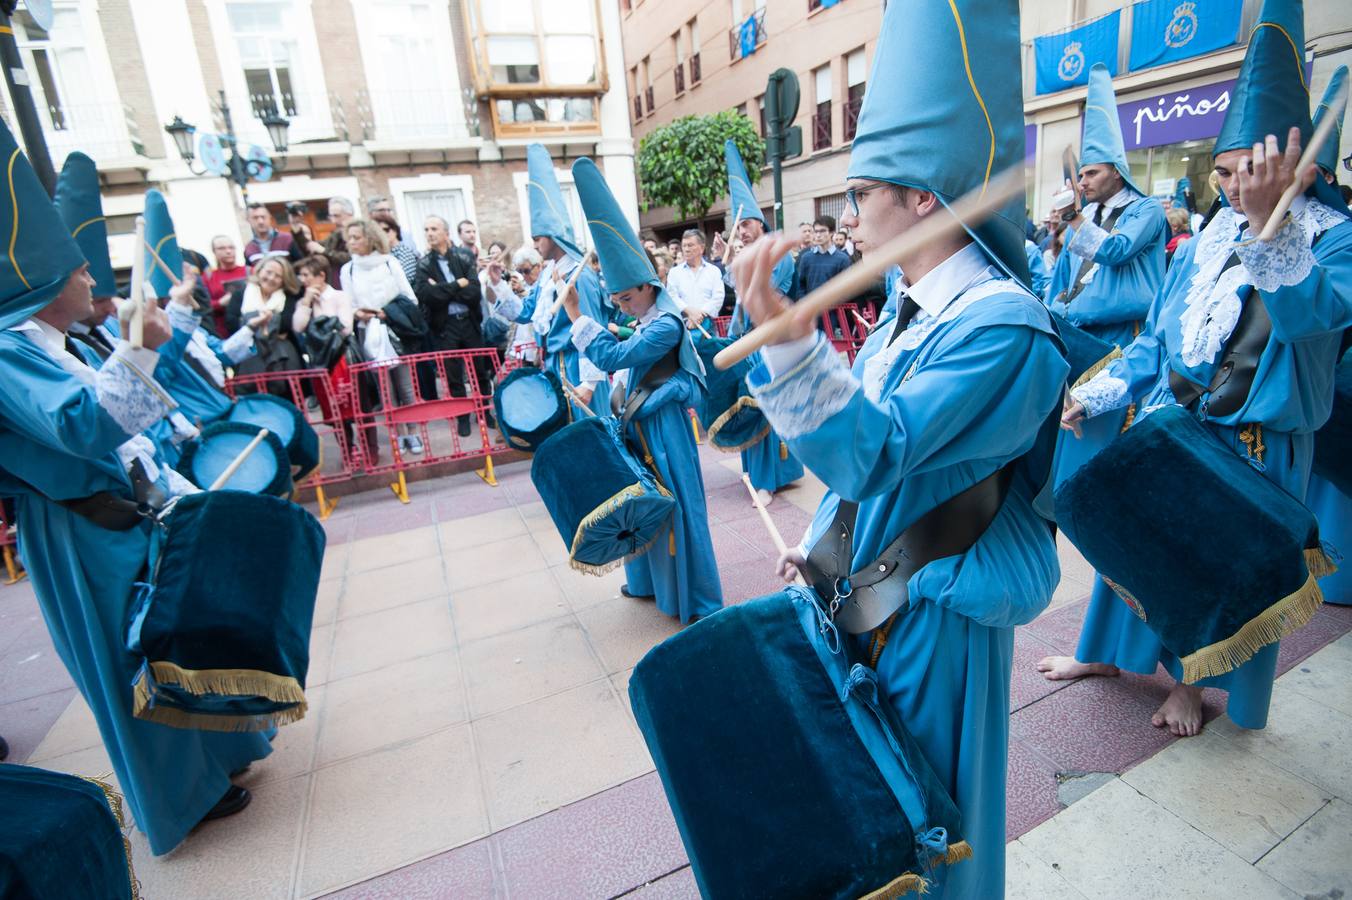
[756,489,774,508]
[1151,683,1204,736]
[1036,655,1119,681]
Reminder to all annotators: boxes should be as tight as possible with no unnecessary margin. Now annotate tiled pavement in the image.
[1,443,1350,899]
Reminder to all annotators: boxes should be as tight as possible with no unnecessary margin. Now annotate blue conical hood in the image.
[1313,66,1347,177]
[725,139,764,225]
[1215,0,1310,156]
[572,157,704,389]
[0,119,86,329]
[54,152,116,298]
[527,144,582,260]
[846,0,1029,286]
[142,189,183,298]
[1082,64,1142,195]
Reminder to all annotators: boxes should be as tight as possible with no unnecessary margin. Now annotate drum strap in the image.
[57,459,165,531]
[1053,205,1125,308]
[1166,252,1270,417]
[618,343,681,428]
[801,464,1014,634]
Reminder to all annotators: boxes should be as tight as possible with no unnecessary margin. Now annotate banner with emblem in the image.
[1128,0,1242,72]
[1034,10,1121,95]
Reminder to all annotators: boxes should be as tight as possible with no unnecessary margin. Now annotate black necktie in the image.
[63,335,81,359]
[887,295,922,347]
[1093,204,1105,227]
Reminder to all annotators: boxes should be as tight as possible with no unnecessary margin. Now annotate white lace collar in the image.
[1177,198,1347,367]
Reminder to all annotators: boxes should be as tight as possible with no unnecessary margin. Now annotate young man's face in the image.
[459,222,478,247]
[839,181,913,252]
[737,218,765,246]
[832,232,848,249]
[1077,164,1124,205]
[812,222,832,249]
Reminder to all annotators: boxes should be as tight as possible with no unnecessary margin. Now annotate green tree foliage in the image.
[636,110,766,221]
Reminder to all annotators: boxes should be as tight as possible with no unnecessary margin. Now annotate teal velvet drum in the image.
[177,421,293,496]
[531,416,675,575]
[1050,309,1117,385]
[692,330,769,452]
[1055,405,1336,684]
[0,764,136,900]
[226,393,321,480]
[494,366,569,452]
[127,491,326,731]
[630,588,971,899]
[1312,356,1351,495]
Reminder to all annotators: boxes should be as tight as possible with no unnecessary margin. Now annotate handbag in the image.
[303,315,348,371]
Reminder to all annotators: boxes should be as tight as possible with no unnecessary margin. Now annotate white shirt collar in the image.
[899,243,992,318]
[637,303,663,326]
[813,245,838,255]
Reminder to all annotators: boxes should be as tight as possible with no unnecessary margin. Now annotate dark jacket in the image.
[415,248,483,346]
[244,230,305,269]
[322,230,351,273]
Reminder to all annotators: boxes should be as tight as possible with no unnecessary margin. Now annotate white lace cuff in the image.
[579,356,606,385]
[1070,372,1130,418]
[220,326,255,364]
[749,335,858,440]
[165,467,201,498]
[760,333,819,378]
[166,303,199,334]
[97,344,176,435]
[168,411,200,445]
[1067,218,1108,260]
[570,315,603,352]
[1235,217,1315,292]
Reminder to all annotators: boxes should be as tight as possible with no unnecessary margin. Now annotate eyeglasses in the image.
[845,183,889,217]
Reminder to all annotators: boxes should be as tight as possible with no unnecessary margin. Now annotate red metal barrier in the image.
[347,347,506,501]
[497,342,538,379]
[713,316,734,338]
[224,367,354,518]
[0,510,23,585]
[819,303,870,363]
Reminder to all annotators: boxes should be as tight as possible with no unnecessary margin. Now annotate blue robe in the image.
[749,257,1067,899]
[1046,194,1167,486]
[577,310,723,623]
[0,330,271,855]
[1071,201,1352,728]
[729,255,805,493]
[153,318,232,426]
[68,333,186,467]
[1306,474,1351,605]
[542,259,612,421]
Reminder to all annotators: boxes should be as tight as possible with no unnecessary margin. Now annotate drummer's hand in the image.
[168,271,198,308]
[776,548,806,584]
[573,384,594,407]
[1236,128,1315,233]
[135,298,173,350]
[1061,396,1086,438]
[732,234,806,342]
[683,307,706,331]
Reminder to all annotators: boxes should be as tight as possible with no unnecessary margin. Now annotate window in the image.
[756,94,766,136]
[359,1,461,141]
[642,57,653,115]
[815,192,846,223]
[688,19,702,85]
[729,0,767,61]
[673,32,685,95]
[13,7,92,133]
[844,48,866,142]
[388,175,477,253]
[629,66,642,121]
[465,0,604,99]
[812,65,832,151]
[226,2,305,119]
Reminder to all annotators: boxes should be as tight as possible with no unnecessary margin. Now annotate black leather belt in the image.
[801,465,1013,633]
[57,459,165,531]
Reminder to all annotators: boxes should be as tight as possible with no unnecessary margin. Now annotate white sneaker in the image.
[396,436,410,455]
[407,435,425,455]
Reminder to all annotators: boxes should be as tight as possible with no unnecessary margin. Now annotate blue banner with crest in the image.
[1034,11,1121,95]
[1129,0,1242,72]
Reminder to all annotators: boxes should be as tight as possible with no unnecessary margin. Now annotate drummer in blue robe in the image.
[0,120,270,854]
[729,0,1067,894]
[721,139,804,506]
[1044,63,1168,487]
[525,144,611,420]
[1060,0,1352,734]
[559,158,724,624]
[1302,64,1351,606]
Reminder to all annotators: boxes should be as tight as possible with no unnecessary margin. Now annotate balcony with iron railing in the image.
[812,106,831,151]
[645,85,655,115]
[843,94,862,142]
[689,52,701,86]
[39,101,144,165]
[729,8,767,62]
[633,93,644,121]
[356,88,475,145]
[674,62,685,95]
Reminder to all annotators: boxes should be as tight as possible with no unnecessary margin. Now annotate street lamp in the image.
[164,90,290,205]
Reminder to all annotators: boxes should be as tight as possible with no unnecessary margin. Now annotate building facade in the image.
[1,0,639,270]
[620,0,1351,237]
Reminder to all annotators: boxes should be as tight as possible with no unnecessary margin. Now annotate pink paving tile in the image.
[1010,673,1177,774]
[709,526,772,567]
[0,687,76,764]
[1004,736,1062,840]
[719,567,788,605]
[0,623,74,705]
[1022,596,1090,655]
[0,588,43,657]
[349,503,435,540]
[621,866,700,898]
[1009,628,1077,713]
[320,837,499,899]
[1276,604,1352,674]
[432,486,514,520]
[320,513,356,546]
[496,773,688,900]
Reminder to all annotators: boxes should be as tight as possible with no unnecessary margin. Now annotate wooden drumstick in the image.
[1255,80,1347,242]
[722,204,745,267]
[558,372,597,418]
[713,166,1026,370]
[141,238,182,286]
[742,474,807,587]
[209,428,271,490]
[850,309,872,331]
[548,250,595,318]
[695,322,713,340]
[127,217,147,349]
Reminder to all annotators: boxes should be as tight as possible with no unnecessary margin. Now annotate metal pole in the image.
[217,91,250,206]
[0,12,56,195]
[765,82,784,231]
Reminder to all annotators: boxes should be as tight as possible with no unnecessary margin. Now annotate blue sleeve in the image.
[751,324,1067,503]
[1085,201,1168,266]
[515,284,539,324]
[772,255,795,296]
[582,314,681,374]
[0,338,135,458]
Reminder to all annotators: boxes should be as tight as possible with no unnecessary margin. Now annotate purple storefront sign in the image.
[1025,123,1037,160]
[1116,78,1234,150]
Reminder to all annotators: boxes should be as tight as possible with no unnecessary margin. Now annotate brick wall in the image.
[98,0,165,158]
[311,0,369,142]
[184,0,226,117]
[352,159,529,250]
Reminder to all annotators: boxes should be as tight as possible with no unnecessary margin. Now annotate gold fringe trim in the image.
[1179,564,1329,684]
[1308,546,1339,579]
[1070,347,1123,390]
[706,394,771,453]
[567,482,673,577]
[131,660,308,732]
[780,440,789,461]
[80,775,142,900]
[855,841,974,899]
